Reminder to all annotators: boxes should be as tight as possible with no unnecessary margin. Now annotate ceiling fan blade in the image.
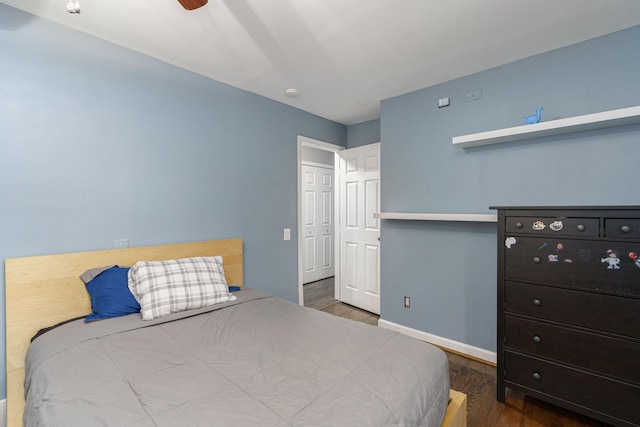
[177,0,208,10]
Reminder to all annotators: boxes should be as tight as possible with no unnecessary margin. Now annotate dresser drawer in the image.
[505,282,640,339]
[506,216,599,237]
[504,351,640,426]
[505,315,640,383]
[504,236,640,296]
[606,218,640,239]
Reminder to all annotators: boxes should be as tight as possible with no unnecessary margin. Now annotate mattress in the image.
[24,288,450,426]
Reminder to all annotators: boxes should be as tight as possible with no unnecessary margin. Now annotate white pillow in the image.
[128,256,235,320]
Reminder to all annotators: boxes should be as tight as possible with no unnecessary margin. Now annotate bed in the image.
[5,239,466,426]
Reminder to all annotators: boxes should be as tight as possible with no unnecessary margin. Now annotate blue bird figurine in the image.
[522,107,543,124]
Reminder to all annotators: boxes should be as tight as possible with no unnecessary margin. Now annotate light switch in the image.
[283,228,291,241]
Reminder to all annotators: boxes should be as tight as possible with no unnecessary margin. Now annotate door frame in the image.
[297,136,344,305]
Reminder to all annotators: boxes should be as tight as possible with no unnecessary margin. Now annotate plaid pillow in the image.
[128,256,235,320]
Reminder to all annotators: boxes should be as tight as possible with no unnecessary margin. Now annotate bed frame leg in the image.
[441,389,467,427]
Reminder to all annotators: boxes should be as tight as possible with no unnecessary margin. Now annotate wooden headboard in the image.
[5,238,243,427]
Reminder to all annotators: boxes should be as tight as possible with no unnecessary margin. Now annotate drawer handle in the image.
[620,225,631,233]
[532,256,542,264]
[533,335,541,343]
[515,222,524,229]
[576,224,586,232]
[533,299,542,306]
[532,372,542,380]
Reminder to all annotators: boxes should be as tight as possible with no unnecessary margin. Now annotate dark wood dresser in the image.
[492,206,640,427]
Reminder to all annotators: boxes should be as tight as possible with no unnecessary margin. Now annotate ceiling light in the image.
[284,88,300,98]
[66,0,80,14]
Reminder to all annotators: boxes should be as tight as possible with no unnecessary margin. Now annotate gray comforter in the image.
[24,289,449,426]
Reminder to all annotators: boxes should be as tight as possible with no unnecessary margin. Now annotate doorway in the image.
[297,136,343,306]
[297,137,381,316]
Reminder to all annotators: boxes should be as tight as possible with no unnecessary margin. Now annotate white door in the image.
[336,143,380,314]
[302,164,335,284]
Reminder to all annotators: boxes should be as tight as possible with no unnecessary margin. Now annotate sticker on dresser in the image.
[505,237,517,248]
[549,220,563,231]
[629,252,640,269]
[601,249,621,269]
[532,220,545,230]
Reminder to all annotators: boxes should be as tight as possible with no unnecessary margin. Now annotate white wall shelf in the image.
[452,105,640,148]
[374,212,497,222]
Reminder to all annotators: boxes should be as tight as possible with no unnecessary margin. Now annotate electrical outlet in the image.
[114,239,129,248]
[465,89,482,103]
[404,296,410,308]
[283,228,291,241]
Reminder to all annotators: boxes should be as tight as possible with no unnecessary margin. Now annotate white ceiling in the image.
[3,0,640,125]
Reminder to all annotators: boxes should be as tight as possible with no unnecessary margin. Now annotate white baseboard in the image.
[0,399,6,427]
[378,319,497,365]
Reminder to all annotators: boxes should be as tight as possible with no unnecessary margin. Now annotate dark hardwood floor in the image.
[303,278,612,427]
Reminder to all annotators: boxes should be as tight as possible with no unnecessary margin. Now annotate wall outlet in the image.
[465,89,482,102]
[283,228,291,241]
[114,239,129,248]
[404,296,410,308]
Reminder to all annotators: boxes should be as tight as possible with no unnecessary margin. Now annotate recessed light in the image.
[284,88,300,98]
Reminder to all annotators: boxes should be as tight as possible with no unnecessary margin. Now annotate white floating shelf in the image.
[374,212,497,222]
[452,105,640,148]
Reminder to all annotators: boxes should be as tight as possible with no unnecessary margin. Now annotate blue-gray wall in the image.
[0,4,345,400]
[380,25,640,354]
[346,118,380,148]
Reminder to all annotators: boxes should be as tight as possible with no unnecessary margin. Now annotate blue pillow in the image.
[84,266,140,322]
